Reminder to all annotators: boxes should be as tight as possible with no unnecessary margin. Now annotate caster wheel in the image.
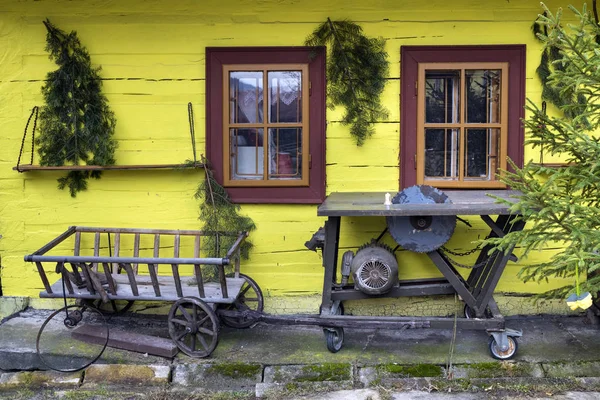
[322,301,344,353]
[324,328,344,353]
[464,304,492,319]
[168,297,219,358]
[488,335,518,360]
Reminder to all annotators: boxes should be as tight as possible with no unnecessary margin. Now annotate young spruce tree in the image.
[37,20,117,197]
[489,3,600,303]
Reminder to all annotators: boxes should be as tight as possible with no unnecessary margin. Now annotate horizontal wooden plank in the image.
[14,163,204,172]
[72,324,178,358]
[318,190,521,217]
[41,274,245,303]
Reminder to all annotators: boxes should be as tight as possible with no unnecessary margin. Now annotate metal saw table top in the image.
[317,190,521,217]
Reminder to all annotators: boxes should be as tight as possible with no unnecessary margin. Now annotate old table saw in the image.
[314,188,525,359]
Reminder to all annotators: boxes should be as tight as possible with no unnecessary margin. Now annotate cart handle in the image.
[225,232,249,260]
[24,255,230,265]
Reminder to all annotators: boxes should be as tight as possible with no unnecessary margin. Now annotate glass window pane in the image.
[466,70,501,123]
[268,128,302,180]
[229,71,263,124]
[465,128,500,180]
[230,128,264,180]
[425,70,460,123]
[268,71,302,123]
[425,128,459,180]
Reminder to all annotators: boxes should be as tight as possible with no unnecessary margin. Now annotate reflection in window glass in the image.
[466,70,501,124]
[424,128,459,180]
[230,128,264,180]
[425,71,460,124]
[229,72,263,124]
[268,128,302,180]
[269,71,302,123]
[465,128,500,179]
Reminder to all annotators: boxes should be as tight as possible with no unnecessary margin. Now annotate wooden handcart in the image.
[26,226,263,360]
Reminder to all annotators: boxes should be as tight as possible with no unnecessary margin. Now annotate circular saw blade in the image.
[386,185,456,253]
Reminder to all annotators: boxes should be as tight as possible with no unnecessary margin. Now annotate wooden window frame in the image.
[400,45,525,189]
[206,47,326,204]
[417,62,509,189]
[222,64,310,187]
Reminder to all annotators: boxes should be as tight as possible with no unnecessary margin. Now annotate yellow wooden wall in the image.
[0,0,574,303]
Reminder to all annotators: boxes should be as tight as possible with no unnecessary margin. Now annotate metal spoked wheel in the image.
[464,304,493,319]
[82,299,134,315]
[323,302,344,353]
[220,274,264,329]
[488,335,518,360]
[36,305,109,372]
[168,297,219,358]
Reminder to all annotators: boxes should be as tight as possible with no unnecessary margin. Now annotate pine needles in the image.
[305,18,389,145]
[37,19,117,197]
[488,3,600,300]
[194,157,255,261]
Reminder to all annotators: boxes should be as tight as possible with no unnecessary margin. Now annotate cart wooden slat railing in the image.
[26,226,263,360]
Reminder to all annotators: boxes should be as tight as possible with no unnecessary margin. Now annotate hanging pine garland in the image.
[194,157,255,271]
[37,19,117,197]
[305,18,389,146]
[532,12,589,123]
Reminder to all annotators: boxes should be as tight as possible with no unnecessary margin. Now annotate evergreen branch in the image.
[487,3,600,305]
[37,19,117,197]
[305,18,389,145]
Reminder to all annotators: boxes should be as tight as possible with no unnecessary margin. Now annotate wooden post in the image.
[93,232,101,272]
[133,233,140,274]
[112,232,120,273]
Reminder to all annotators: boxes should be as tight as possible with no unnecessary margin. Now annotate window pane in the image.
[229,71,263,124]
[268,128,302,180]
[269,71,302,123]
[425,70,460,123]
[230,128,264,180]
[465,128,500,180]
[424,128,459,179]
[466,70,501,123]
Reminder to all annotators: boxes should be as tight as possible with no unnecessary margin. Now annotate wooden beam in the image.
[13,163,205,172]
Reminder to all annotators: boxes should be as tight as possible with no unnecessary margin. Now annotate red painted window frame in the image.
[206,47,326,204]
[400,45,526,189]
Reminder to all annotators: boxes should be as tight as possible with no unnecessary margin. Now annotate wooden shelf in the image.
[530,162,575,168]
[13,162,205,172]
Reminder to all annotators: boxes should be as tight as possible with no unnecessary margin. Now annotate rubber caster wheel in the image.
[488,335,518,360]
[464,304,492,319]
[324,327,344,353]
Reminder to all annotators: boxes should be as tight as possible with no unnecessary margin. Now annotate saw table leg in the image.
[321,217,341,315]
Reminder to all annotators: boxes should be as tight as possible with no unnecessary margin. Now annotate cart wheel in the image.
[488,335,518,360]
[464,304,492,319]
[324,328,344,353]
[220,274,264,329]
[36,305,109,372]
[168,297,219,358]
[82,299,134,315]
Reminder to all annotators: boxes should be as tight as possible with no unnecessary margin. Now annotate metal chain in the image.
[439,245,492,269]
[16,106,39,171]
[440,244,481,257]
